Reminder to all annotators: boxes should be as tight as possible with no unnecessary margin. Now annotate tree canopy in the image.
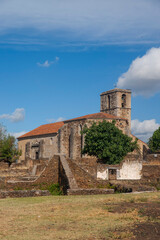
[148,127,160,152]
[82,120,137,165]
[0,124,21,165]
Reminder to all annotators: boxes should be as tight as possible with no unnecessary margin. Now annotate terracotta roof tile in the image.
[18,121,64,139]
[18,112,126,139]
[64,112,127,122]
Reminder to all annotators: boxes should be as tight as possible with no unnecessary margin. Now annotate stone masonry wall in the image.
[142,153,160,182]
[18,134,58,161]
[67,158,99,188]
[100,89,131,130]
[59,118,129,160]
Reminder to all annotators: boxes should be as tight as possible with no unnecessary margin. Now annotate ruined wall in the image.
[118,160,142,180]
[67,158,99,188]
[142,153,160,182]
[144,153,160,163]
[1,156,59,190]
[97,154,142,180]
[18,134,58,162]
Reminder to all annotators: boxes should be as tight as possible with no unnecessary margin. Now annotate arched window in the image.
[121,94,126,108]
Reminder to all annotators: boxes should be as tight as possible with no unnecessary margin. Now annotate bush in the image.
[48,183,63,195]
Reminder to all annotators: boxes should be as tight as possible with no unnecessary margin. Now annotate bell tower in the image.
[100,88,131,129]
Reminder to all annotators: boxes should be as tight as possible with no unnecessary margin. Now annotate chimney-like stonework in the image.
[100,88,131,130]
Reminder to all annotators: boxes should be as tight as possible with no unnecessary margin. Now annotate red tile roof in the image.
[64,112,127,122]
[18,112,126,139]
[18,121,64,139]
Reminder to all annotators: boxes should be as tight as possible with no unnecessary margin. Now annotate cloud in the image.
[131,119,160,142]
[0,0,160,46]
[47,117,65,123]
[10,131,27,139]
[0,108,25,123]
[37,57,59,67]
[117,48,160,96]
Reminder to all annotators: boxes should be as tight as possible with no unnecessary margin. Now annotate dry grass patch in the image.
[0,192,160,239]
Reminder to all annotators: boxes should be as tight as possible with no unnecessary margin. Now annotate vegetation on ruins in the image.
[48,183,63,195]
[82,120,137,164]
[0,124,21,165]
[148,127,160,152]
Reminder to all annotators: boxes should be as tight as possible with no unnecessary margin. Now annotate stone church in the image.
[17,88,148,181]
[1,87,160,197]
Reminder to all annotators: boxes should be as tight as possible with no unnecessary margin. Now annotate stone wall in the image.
[59,118,129,159]
[18,134,58,161]
[73,157,97,177]
[142,153,160,182]
[100,89,131,129]
[97,154,142,180]
[67,158,99,188]
[0,190,50,199]
[0,156,59,190]
[144,153,160,164]
[142,165,160,182]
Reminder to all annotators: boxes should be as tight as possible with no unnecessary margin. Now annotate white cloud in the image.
[10,131,27,139]
[37,57,59,67]
[47,117,65,123]
[117,48,160,96]
[131,119,160,142]
[0,0,160,45]
[0,108,25,123]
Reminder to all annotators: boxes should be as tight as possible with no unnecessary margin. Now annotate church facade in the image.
[18,88,147,163]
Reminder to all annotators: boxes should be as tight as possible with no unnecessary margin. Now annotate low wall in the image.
[68,188,114,195]
[144,153,160,164]
[142,165,160,182]
[0,190,50,199]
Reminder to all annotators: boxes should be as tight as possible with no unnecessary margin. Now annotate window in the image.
[121,94,126,108]
[35,151,39,160]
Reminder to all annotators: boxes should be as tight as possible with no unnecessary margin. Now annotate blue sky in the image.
[0,0,160,142]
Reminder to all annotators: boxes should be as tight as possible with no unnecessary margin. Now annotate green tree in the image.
[0,124,21,165]
[82,120,137,165]
[148,127,160,152]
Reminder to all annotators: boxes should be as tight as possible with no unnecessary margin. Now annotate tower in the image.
[100,88,131,129]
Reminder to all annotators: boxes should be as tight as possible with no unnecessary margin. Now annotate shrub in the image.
[48,183,63,195]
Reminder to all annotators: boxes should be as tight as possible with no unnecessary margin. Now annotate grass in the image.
[0,192,160,240]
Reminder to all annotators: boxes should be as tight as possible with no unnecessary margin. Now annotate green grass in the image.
[0,192,160,240]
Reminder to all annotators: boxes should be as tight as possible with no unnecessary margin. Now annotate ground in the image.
[0,192,160,240]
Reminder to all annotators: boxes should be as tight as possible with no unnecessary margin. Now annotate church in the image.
[3,87,160,192]
[18,88,147,162]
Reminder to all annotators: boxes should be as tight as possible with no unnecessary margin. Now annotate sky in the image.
[0,0,160,142]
